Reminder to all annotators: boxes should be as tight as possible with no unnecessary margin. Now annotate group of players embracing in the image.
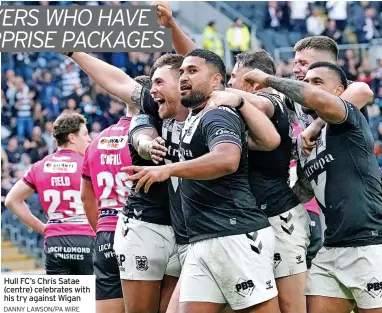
[6,2,382,313]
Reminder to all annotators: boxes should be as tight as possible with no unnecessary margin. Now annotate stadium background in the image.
[1,0,382,273]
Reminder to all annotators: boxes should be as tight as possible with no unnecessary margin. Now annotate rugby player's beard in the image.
[181,89,206,109]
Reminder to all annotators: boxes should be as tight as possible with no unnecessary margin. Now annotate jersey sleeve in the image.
[82,145,91,181]
[140,88,160,120]
[282,94,295,112]
[23,164,37,191]
[201,107,243,151]
[128,113,158,144]
[332,99,361,129]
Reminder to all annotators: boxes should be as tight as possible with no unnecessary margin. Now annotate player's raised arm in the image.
[5,180,45,234]
[153,1,197,55]
[62,52,143,107]
[244,65,350,124]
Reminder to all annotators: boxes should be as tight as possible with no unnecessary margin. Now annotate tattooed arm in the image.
[65,52,143,107]
[292,160,315,204]
[243,69,348,124]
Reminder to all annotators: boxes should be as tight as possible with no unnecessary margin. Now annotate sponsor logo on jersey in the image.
[116,254,126,272]
[43,161,77,173]
[235,278,255,297]
[97,136,127,150]
[274,253,282,268]
[303,153,335,179]
[135,256,149,271]
[366,277,382,298]
[215,128,240,139]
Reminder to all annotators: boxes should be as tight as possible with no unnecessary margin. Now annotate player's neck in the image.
[57,145,76,154]
[126,105,139,117]
[175,102,189,121]
[191,98,209,113]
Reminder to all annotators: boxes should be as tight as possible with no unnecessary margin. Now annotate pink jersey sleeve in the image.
[23,164,37,190]
[82,145,91,181]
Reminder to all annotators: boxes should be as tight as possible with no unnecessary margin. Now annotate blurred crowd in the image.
[1,0,382,214]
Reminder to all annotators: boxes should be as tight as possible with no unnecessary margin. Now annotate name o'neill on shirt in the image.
[44,161,78,173]
[97,136,127,150]
[304,153,335,179]
[100,153,122,165]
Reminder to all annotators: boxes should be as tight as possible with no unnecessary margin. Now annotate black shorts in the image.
[94,231,123,300]
[306,211,323,269]
[45,235,94,275]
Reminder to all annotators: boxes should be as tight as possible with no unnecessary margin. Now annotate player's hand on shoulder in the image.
[206,90,241,110]
[148,136,167,164]
[121,165,170,193]
[152,1,173,27]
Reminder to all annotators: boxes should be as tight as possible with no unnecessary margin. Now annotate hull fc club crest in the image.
[135,256,149,271]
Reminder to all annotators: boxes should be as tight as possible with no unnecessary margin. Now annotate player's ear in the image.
[67,133,76,144]
[334,84,344,97]
[211,72,223,90]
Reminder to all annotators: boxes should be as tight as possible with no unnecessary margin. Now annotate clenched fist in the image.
[152,1,173,27]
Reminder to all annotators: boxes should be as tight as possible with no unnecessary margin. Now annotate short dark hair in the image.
[150,54,184,80]
[53,113,87,147]
[308,61,348,88]
[294,36,338,61]
[185,49,226,84]
[134,75,151,89]
[236,50,276,75]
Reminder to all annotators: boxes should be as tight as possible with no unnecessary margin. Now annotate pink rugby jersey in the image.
[23,150,95,240]
[290,122,320,215]
[82,117,133,233]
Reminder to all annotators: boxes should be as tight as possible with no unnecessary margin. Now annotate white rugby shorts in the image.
[180,227,278,310]
[114,215,180,280]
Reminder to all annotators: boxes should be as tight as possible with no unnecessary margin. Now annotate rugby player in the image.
[61,52,180,313]
[212,50,310,313]
[80,79,149,313]
[162,6,311,307]
[5,113,94,275]
[244,63,382,313]
[286,36,373,141]
[113,76,181,313]
[135,52,281,313]
[124,49,281,313]
[281,36,374,277]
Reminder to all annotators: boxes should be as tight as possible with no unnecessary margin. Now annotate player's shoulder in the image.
[39,151,82,175]
[341,98,363,119]
[203,106,240,119]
